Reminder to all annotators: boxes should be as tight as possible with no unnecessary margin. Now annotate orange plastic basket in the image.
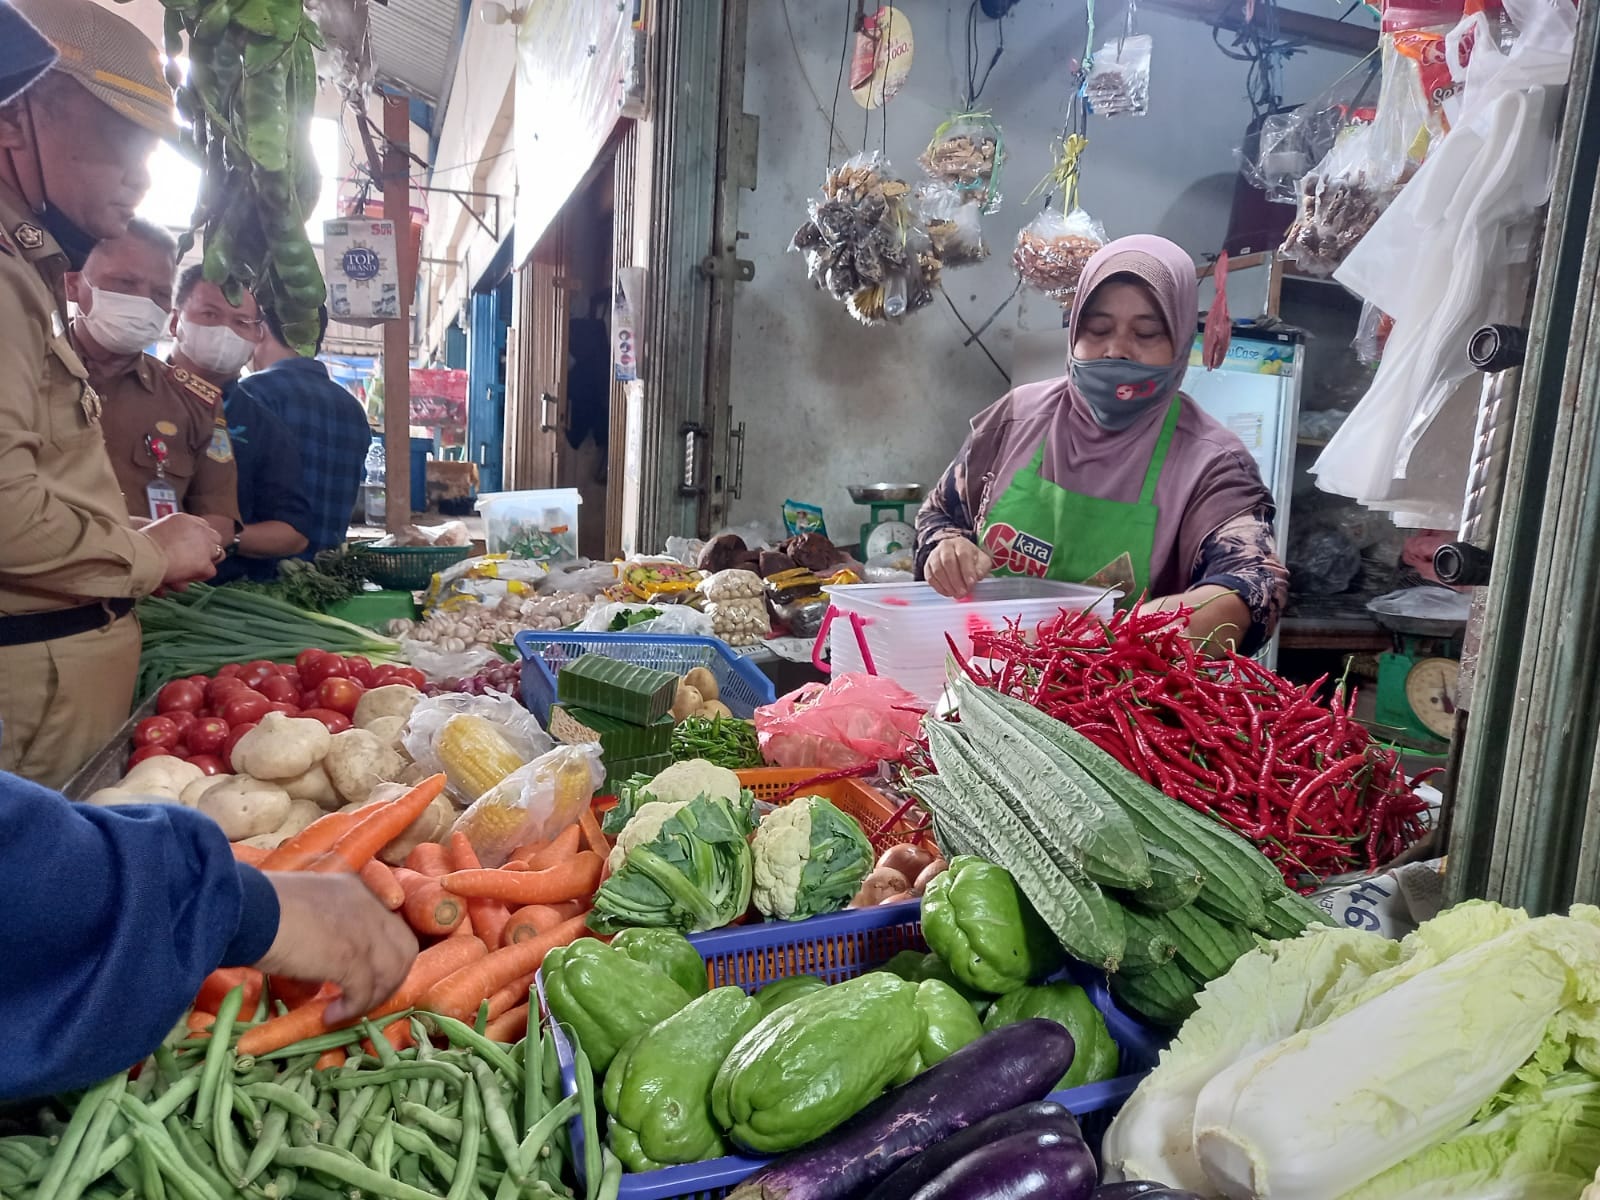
[735,767,939,857]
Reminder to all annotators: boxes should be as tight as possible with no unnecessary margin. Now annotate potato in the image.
[237,830,291,851]
[278,762,340,810]
[353,685,422,731]
[683,667,719,704]
[275,798,326,839]
[230,713,332,782]
[85,786,150,807]
[119,756,205,800]
[699,700,734,720]
[180,774,232,809]
[378,794,455,867]
[198,779,292,840]
[324,729,404,804]
[672,683,703,723]
[364,715,407,751]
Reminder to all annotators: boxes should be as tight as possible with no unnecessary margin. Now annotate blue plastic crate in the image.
[516,631,776,726]
[540,903,1167,1200]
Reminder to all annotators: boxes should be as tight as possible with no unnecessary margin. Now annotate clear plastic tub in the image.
[819,579,1119,704]
[476,489,582,559]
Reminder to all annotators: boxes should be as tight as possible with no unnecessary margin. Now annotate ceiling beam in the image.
[1141,0,1379,56]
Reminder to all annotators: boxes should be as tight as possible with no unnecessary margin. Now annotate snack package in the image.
[1085,35,1154,117]
[916,181,988,268]
[612,557,703,603]
[698,569,765,603]
[424,553,550,613]
[782,500,828,539]
[1014,207,1108,303]
[789,153,939,326]
[450,743,604,865]
[919,111,1005,211]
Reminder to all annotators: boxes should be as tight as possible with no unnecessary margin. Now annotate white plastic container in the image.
[476,490,582,560]
[820,579,1120,705]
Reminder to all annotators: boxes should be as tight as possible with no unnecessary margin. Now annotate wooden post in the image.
[382,92,412,533]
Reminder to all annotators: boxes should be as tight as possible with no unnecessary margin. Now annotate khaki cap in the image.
[13,0,177,141]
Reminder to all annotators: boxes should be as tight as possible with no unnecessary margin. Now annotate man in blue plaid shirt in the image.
[239,304,373,558]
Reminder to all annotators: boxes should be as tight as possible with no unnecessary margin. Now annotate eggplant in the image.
[862,1102,1080,1200]
[910,1130,1096,1200]
[1092,1187,1204,1200]
[726,1019,1075,1200]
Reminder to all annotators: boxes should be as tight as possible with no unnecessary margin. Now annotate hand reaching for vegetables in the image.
[256,872,419,1022]
[926,537,994,599]
[145,512,225,587]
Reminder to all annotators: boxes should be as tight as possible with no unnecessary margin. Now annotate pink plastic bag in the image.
[755,673,927,770]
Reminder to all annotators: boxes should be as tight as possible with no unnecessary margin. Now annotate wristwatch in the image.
[226,522,243,557]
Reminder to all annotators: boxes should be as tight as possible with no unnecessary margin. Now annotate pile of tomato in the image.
[130,650,427,775]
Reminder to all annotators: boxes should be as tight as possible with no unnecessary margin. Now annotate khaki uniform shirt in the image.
[84,348,242,526]
[0,182,164,616]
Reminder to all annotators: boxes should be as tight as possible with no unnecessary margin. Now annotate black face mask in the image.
[37,203,94,270]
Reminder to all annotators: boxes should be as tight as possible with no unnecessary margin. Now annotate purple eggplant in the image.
[862,1102,1081,1200]
[726,1019,1075,1200]
[1092,1186,1204,1200]
[910,1130,1096,1200]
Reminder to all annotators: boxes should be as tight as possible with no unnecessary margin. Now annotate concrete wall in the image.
[728,1,1355,539]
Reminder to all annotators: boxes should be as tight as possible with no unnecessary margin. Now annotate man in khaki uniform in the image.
[68,220,242,543]
[0,0,223,788]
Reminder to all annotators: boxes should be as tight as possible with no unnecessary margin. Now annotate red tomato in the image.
[185,753,227,776]
[299,707,352,734]
[282,668,302,691]
[128,744,179,767]
[265,701,300,717]
[346,656,373,675]
[133,715,181,749]
[166,710,198,739]
[390,666,428,690]
[216,662,245,679]
[347,662,376,688]
[299,689,322,710]
[301,654,348,687]
[156,679,205,714]
[207,676,249,706]
[223,693,271,726]
[185,674,211,687]
[223,723,257,772]
[316,676,363,716]
[243,665,276,689]
[258,675,297,704]
[194,967,264,1017]
[296,648,331,672]
[185,716,231,756]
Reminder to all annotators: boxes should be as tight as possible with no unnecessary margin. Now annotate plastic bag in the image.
[705,597,770,647]
[577,602,715,638]
[915,181,988,268]
[664,537,705,568]
[400,639,503,684]
[755,673,927,770]
[1085,35,1153,117]
[918,111,1004,211]
[1367,585,1471,622]
[1353,301,1395,365]
[609,557,703,603]
[699,569,764,603]
[424,554,549,612]
[1245,58,1382,202]
[450,742,604,865]
[862,549,915,583]
[538,559,619,598]
[1014,208,1107,302]
[402,691,553,800]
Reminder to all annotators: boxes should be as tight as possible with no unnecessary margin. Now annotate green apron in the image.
[979,397,1180,601]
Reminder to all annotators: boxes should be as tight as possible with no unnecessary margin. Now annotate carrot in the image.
[475,904,511,950]
[237,937,486,1057]
[231,842,271,866]
[310,775,448,873]
[315,1047,346,1071]
[448,833,510,951]
[501,860,532,872]
[484,1002,532,1044]
[503,902,586,945]
[578,805,609,857]
[486,971,536,1020]
[268,976,326,1012]
[403,879,466,937]
[508,839,547,863]
[360,860,406,911]
[391,867,430,897]
[194,967,264,1017]
[450,910,476,939]
[528,825,582,870]
[404,841,451,877]
[363,1019,415,1058]
[421,914,590,1023]
[441,852,603,906]
[260,809,367,871]
[186,1010,214,1037]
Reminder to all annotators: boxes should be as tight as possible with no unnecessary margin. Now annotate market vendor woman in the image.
[916,235,1288,653]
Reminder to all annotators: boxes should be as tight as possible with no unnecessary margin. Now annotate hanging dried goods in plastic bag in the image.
[791,153,939,326]
[1353,301,1395,365]
[919,111,1005,211]
[1014,208,1108,303]
[915,181,988,268]
[1280,37,1435,277]
[1085,35,1154,117]
[1244,57,1382,202]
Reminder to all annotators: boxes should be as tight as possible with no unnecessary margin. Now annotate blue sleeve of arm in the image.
[0,773,280,1101]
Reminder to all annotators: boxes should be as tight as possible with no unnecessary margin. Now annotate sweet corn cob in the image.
[436,714,525,800]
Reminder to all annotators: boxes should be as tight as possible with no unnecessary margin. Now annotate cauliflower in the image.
[642,759,740,806]
[750,795,874,921]
[607,799,689,873]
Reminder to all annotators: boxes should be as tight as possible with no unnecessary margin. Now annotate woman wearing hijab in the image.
[915,235,1289,653]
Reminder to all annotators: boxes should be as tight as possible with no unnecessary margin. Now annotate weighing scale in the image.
[849,483,924,558]
[1371,608,1466,745]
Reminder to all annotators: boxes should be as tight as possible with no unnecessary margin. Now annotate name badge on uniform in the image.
[146,479,179,520]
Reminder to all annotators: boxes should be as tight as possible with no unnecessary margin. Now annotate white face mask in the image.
[80,287,169,356]
[176,314,256,376]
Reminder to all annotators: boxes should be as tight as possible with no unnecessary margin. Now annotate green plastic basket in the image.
[351,541,473,592]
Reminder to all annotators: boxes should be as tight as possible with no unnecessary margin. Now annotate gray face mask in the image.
[1070,356,1187,430]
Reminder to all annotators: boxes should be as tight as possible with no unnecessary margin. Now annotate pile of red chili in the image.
[957,604,1433,888]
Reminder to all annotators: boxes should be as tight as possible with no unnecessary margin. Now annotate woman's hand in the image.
[926,537,994,598]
